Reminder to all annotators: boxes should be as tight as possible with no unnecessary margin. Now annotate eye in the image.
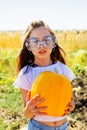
[29,38,37,43]
[44,36,53,42]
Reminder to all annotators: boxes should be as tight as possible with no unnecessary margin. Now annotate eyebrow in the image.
[29,34,52,40]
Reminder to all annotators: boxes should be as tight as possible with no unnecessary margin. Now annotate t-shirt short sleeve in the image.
[64,65,76,81]
[13,67,31,90]
[13,62,76,91]
[54,62,76,82]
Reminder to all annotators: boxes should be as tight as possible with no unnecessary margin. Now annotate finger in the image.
[65,105,72,111]
[66,100,75,108]
[26,97,44,112]
[29,106,48,117]
[70,104,75,111]
[71,97,74,101]
[65,104,75,113]
[69,102,75,110]
[64,109,70,115]
[29,94,40,104]
[66,104,72,108]
[34,106,48,111]
[62,109,71,116]
[70,100,75,105]
[62,109,70,116]
[32,106,48,116]
[36,111,48,115]
[32,97,45,107]
[65,108,70,112]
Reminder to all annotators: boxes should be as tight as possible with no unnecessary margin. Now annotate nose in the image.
[38,41,46,48]
[39,44,45,48]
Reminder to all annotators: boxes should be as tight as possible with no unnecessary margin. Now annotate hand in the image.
[24,91,48,119]
[64,98,75,115]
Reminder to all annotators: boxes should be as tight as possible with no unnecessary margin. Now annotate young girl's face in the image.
[29,26,55,63]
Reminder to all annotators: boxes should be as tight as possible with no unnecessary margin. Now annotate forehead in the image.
[30,26,51,38]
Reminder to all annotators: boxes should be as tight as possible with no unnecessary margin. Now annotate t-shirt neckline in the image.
[31,61,57,68]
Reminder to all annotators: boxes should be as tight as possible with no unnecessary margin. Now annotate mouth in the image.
[39,50,47,54]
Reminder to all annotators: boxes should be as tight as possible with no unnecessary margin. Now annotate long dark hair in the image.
[17,20,66,74]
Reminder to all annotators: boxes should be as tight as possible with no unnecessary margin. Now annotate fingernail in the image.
[44,106,48,109]
[41,98,45,101]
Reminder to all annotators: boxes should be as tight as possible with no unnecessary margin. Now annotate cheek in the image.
[31,50,38,56]
[48,49,52,54]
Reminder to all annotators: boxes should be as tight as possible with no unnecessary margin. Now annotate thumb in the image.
[26,90,31,102]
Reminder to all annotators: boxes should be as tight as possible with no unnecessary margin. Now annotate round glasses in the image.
[25,35,57,51]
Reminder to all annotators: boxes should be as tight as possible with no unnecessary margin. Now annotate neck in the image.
[34,58,52,67]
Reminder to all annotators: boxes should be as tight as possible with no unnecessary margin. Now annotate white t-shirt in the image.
[13,61,76,122]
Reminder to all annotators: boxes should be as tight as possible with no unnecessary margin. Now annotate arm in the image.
[20,88,28,107]
[64,76,75,115]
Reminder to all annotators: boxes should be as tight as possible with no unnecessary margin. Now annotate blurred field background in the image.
[0,30,87,130]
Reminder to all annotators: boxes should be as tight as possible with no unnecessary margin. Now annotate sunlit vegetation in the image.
[0,30,87,129]
[0,31,22,48]
[0,30,87,51]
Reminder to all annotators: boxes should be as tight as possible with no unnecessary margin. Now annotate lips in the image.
[39,50,47,54]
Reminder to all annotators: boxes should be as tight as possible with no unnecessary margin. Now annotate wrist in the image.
[24,107,34,119]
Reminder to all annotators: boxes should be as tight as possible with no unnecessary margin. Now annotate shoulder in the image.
[56,62,72,71]
[13,65,32,90]
[55,61,70,72]
[19,65,31,75]
[56,62,76,81]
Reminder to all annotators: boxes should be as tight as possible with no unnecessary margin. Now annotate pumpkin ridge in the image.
[30,71,72,116]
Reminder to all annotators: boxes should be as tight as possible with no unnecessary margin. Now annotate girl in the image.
[13,20,75,130]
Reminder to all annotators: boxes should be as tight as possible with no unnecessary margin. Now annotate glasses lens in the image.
[44,36,56,48]
[26,38,39,50]
[26,35,56,50]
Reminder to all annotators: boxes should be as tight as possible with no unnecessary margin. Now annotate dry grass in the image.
[0,30,87,52]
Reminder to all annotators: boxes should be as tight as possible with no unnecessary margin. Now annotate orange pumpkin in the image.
[30,71,72,117]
